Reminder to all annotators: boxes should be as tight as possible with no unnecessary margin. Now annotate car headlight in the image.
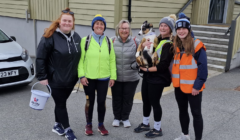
[21,47,29,62]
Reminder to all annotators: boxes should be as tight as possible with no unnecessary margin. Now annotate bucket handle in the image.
[31,82,52,95]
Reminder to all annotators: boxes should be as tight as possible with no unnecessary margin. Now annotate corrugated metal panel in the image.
[0,0,28,18]
[69,0,115,28]
[233,4,240,20]
[232,16,240,58]
[122,0,193,28]
[30,0,68,21]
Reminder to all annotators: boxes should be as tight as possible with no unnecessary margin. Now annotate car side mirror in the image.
[10,36,16,41]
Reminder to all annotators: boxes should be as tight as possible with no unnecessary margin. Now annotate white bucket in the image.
[29,82,51,110]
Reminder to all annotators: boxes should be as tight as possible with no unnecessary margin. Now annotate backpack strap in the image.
[133,36,137,50]
[105,36,111,54]
[85,34,92,52]
[112,37,116,43]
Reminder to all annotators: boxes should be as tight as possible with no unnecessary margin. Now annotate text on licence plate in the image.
[0,70,19,78]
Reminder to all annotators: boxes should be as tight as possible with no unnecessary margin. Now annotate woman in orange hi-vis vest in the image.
[172,13,208,140]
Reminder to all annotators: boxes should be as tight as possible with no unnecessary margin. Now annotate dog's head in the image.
[138,21,154,36]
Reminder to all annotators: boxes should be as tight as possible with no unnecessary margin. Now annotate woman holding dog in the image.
[36,8,80,140]
[78,14,116,136]
[134,14,176,138]
[173,13,207,140]
[110,20,140,128]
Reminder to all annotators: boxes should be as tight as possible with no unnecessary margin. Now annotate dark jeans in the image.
[51,87,74,129]
[175,87,203,140]
[111,80,139,121]
[141,78,164,122]
[83,79,109,123]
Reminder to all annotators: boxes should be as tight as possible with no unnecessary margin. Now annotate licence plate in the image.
[0,70,19,78]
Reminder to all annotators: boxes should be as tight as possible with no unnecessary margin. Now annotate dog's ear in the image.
[143,20,148,25]
[149,23,153,28]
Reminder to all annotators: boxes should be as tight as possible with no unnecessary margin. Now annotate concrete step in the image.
[206,50,227,59]
[193,31,229,39]
[192,25,228,33]
[207,56,226,66]
[196,36,229,45]
[208,64,225,72]
[204,43,228,52]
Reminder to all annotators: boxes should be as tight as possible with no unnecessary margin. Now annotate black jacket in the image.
[142,37,173,86]
[36,29,81,88]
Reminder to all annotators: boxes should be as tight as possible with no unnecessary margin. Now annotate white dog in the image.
[136,21,159,68]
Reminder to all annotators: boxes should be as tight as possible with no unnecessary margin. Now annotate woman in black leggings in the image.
[134,14,176,138]
[172,13,208,140]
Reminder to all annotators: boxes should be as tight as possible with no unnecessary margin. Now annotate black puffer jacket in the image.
[36,29,81,88]
[142,37,173,86]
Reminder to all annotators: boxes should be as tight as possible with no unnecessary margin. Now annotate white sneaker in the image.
[112,119,120,127]
[122,120,131,128]
[174,133,190,140]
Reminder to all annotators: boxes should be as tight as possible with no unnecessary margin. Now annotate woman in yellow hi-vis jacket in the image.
[78,14,116,136]
[172,13,208,140]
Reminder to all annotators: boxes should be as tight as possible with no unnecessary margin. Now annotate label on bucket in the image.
[31,97,40,107]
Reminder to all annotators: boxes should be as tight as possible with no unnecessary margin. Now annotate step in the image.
[193,31,229,39]
[207,56,226,66]
[206,50,227,59]
[196,36,229,45]
[204,43,228,52]
[192,25,228,33]
[208,64,225,72]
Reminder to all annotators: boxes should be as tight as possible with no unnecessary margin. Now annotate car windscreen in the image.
[0,30,12,43]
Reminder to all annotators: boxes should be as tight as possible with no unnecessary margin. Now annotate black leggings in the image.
[83,79,109,123]
[175,87,203,140]
[141,78,164,122]
[111,80,139,121]
[51,87,73,129]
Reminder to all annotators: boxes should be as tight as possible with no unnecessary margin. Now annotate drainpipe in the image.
[128,0,132,23]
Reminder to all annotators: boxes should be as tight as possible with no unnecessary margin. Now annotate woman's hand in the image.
[80,77,89,86]
[40,79,48,85]
[109,79,115,87]
[140,67,147,72]
[142,39,152,49]
[192,88,200,96]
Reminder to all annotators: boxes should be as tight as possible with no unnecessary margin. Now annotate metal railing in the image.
[176,0,193,15]
[225,1,240,35]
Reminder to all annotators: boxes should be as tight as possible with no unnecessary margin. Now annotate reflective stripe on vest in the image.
[172,39,206,93]
[156,40,172,61]
[180,57,198,69]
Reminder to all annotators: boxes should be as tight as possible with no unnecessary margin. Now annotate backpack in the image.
[85,34,112,54]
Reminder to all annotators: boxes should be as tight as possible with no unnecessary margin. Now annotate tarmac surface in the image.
[0,67,240,140]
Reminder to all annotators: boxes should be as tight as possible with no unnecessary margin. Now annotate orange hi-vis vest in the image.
[172,39,206,94]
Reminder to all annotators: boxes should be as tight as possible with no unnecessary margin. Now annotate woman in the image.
[172,13,208,140]
[134,14,176,138]
[36,8,80,140]
[110,20,140,128]
[78,14,116,136]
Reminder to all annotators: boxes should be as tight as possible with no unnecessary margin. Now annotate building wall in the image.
[192,0,210,25]
[0,0,29,18]
[122,0,192,28]
[30,0,68,21]
[232,2,240,20]
[69,0,116,28]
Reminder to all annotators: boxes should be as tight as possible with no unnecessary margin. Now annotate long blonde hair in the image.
[43,8,75,38]
[173,31,194,56]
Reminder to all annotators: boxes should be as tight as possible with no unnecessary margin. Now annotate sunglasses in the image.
[62,10,74,15]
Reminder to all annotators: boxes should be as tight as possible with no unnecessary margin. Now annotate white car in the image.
[0,28,35,88]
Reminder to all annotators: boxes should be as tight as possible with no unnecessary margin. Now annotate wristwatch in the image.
[147,68,149,72]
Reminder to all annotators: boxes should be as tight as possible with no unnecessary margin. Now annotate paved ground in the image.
[0,67,240,140]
